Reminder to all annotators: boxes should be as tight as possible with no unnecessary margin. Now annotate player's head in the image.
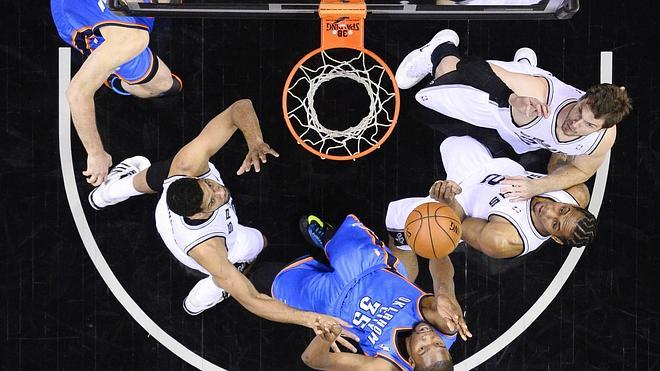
[405,322,453,371]
[532,199,597,247]
[167,177,230,218]
[564,84,632,135]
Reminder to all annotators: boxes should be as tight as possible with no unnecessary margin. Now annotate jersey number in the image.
[351,296,382,329]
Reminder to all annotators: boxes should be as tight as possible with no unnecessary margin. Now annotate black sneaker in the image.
[299,215,334,249]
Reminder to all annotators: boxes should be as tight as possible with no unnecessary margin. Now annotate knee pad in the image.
[157,73,183,98]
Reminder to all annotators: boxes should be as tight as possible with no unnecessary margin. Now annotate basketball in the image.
[404,202,462,259]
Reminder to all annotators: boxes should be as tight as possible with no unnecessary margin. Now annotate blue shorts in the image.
[271,215,407,316]
[51,0,157,84]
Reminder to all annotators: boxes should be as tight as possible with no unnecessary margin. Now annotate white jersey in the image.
[496,74,608,156]
[386,158,579,257]
[417,61,609,156]
[155,163,239,274]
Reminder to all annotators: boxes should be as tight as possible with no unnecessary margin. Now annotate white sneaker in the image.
[88,155,151,210]
[395,29,460,90]
[183,278,231,316]
[513,47,538,67]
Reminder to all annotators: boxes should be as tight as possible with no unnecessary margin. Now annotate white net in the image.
[285,48,398,159]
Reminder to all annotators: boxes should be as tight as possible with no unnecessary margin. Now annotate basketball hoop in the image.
[282,0,400,161]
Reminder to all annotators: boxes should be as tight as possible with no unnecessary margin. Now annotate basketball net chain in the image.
[286,49,396,158]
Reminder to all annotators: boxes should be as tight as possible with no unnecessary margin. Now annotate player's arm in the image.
[66,26,150,186]
[188,237,344,329]
[500,129,614,201]
[170,99,279,177]
[302,322,396,371]
[428,257,471,340]
[461,217,523,259]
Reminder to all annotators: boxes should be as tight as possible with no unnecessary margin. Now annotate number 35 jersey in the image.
[340,269,457,370]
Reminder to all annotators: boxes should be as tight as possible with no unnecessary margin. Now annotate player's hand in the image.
[237,140,279,175]
[500,176,544,201]
[311,317,359,353]
[509,94,550,119]
[83,151,112,187]
[429,180,462,203]
[435,293,472,341]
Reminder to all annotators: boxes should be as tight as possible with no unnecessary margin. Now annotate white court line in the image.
[59,45,612,370]
[455,51,613,370]
[58,47,225,371]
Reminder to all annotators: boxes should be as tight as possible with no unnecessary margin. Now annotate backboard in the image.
[110,0,579,20]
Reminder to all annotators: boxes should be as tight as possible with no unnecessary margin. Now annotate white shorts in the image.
[160,223,264,276]
[415,60,554,154]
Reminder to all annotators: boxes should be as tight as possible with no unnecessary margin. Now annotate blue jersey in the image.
[51,0,157,83]
[272,215,456,370]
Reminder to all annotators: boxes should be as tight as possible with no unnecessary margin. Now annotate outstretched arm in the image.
[188,237,346,329]
[170,99,279,177]
[66,26,150,186]
[499,129,614,200]
[429,257,471,340]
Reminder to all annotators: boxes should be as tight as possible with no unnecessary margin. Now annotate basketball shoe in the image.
[88,156,151,210]
[183,277,230,316]
[299,215,334,249]
[513,47,538,67]
[395,29,460,90]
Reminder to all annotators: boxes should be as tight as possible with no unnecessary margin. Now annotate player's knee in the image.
[261,233,269,249]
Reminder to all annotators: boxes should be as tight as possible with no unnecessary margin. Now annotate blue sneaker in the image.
[299,215,333,249]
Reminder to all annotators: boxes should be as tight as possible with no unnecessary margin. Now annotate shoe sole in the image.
[88,188,104,211]
[182,293,230,316]
[514,47,538,67]
[395,29,460,90]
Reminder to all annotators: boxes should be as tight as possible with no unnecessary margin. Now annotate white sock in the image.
[105,175,143,202]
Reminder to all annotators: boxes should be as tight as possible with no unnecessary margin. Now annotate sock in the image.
[105,175,143,202]
[431,42,461,76]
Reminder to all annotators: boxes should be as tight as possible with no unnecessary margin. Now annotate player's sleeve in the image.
[385,197,432,251]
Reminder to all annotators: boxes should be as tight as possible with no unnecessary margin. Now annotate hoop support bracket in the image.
[319,0,366,50]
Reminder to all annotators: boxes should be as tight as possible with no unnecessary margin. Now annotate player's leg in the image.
[388,235,419,281]
[385,197,435,281]
[88,156,153,210]
[323,215,407,284]
[121,55,183,98]
[440,136,495,184]
[395,29,460,90]
[226,224,267,274]
[88,156,175,210]
[107,47,182,98]
[271,256,337,314]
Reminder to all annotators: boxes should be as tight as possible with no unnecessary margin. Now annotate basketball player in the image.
[51,0,182,186]
[272,214,471,371]
[386,136,597,280]
[87,100,347,332]
[395,29,632,200]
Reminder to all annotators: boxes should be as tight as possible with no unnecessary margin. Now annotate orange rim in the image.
[282,46,400,161]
